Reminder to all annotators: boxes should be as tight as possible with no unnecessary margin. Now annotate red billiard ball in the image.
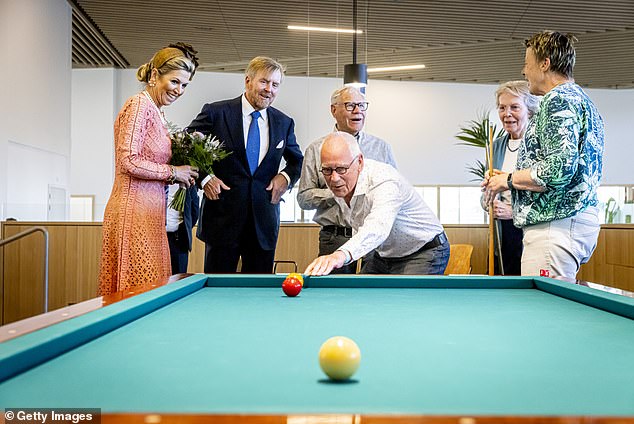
[282,277,302,297]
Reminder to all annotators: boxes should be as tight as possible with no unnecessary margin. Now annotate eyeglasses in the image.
[321,156,359,176]
[336,102,369,112]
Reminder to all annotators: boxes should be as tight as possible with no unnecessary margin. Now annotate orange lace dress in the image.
[97,93,173,295]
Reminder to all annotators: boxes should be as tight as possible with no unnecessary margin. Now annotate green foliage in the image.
[169,123,232,176]
[466,160,486,181]
[168,123,232,212]
[456,111,505,180]
[604,198,619,224]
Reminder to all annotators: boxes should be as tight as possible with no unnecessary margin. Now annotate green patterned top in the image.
[512,82,604,227]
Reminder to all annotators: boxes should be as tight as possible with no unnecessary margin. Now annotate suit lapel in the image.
[263,108,281,164]
[224,97,249,169]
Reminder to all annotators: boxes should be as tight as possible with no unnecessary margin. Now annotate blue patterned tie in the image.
[246,110,261,174]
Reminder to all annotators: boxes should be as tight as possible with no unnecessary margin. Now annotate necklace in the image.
[143,90,167,125]
[507,138,521,153]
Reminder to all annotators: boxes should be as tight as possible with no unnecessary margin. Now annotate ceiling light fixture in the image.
[287,25,362,34]
[343,0,367,89]
[368,64,426,73]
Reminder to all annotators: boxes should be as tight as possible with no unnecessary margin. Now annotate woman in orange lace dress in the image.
[98,43,200,295]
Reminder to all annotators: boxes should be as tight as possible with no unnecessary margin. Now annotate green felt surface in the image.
[1,276,633,415]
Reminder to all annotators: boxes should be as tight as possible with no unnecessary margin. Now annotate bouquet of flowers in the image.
[168,123,231,212]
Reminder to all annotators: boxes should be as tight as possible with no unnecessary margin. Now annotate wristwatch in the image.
[507,173,514,190]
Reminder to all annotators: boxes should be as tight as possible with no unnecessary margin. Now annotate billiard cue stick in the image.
[487,125,495,276]
[495,220,505,275]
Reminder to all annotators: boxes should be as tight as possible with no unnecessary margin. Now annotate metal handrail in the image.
[0,226,49,313]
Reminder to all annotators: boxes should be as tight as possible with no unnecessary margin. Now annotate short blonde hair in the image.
[245,56,285,81]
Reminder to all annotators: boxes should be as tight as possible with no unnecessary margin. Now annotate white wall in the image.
[112,70,502,185]
[0,0,71,220]
[104,69,634,186]
[585,89,634,185]
[0,1,8,219]
[70,69,117,219]
[6,141,69,219]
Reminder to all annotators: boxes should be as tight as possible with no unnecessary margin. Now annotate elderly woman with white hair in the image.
[483,80,539,275]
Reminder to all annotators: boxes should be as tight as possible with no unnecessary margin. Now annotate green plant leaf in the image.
[455,110,505,177]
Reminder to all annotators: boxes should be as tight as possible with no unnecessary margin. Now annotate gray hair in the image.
[245,56,285,81]
[330,86,365,105]
[495,80,540,117]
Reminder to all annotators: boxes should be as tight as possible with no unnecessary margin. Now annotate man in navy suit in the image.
[166,185,200,274]
[188,56,303,273]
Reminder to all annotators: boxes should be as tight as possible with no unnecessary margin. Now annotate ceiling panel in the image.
[71,0,634,88]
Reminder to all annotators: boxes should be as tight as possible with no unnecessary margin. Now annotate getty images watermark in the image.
[3,409,101,424]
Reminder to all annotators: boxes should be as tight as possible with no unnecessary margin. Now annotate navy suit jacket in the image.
[188,96,303,250]
[183,186,200,251]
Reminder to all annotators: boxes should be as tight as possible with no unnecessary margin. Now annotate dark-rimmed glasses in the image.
[336,102,369,112]
[321,156,359,176]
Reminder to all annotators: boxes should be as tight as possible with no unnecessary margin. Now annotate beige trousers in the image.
[521,206,600,279]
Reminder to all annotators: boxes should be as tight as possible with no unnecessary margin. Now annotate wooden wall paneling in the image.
[612,265,634,292]
[274,224,320,273]
[188,224,322,274]
[54,224,102,307]
[444,225,488,274]
[188,230,205,273]
[1,222,103,324]
[71,224,102,302]
[3,224,45,323]
[2,222,633,325]
[604,227,634,267]
[47,224,68,312]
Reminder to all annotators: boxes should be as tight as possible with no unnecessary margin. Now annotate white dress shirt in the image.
[241,94,269,166]
[201,94,289,188]
[337,159,444,261]
[166,184,183,232]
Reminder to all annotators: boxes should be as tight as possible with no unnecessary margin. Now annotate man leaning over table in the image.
[297,86,396,274]
[304,132,448,276]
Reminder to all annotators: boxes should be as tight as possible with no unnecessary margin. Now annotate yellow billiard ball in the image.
[288,272,304,286]
[318,336,361,381]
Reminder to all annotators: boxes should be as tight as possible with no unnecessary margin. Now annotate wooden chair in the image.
[444,244,474,275]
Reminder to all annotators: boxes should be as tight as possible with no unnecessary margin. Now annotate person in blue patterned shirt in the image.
[482,31,604,279]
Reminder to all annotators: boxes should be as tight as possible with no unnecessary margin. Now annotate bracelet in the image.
[167,165,176,184]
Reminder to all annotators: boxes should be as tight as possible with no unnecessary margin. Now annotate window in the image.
[291,185,634,225]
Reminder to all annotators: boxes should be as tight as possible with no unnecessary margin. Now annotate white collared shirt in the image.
[241,94,269,168]
[166,184,183,232]
[201,94,288,189]
[337,159,444,260]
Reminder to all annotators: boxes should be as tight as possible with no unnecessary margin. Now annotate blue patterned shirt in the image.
[512,82,604,227]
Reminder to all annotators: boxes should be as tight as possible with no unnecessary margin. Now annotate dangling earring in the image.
[149,81,156,87]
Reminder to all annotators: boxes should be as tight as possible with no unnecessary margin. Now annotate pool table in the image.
[1,274,634,424]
